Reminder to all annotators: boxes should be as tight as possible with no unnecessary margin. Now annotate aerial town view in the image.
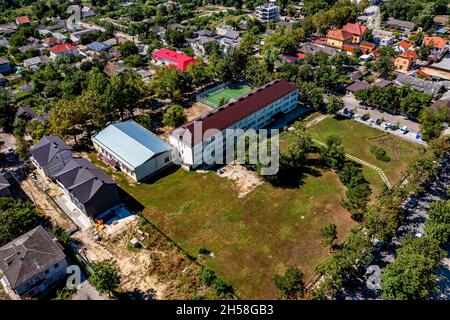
[0,0,450,311]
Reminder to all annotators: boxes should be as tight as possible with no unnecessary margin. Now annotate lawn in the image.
[201,84,252,108]
[90,155,355,299]
[305,117,420,192]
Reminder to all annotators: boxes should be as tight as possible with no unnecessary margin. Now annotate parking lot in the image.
[342,95,425,145]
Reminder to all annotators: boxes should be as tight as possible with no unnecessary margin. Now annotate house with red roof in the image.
[15,16,31,26]
[394,40,412,53]
[326,28,352,49]
[151,48,196,71]
[423,36,448,50]
[394,50,418,73]
[169,79,298,168]
[49,43,79,59]
[342,22,367,43]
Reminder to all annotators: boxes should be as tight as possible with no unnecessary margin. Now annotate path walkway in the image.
[299,113,392,188]
[313,139,391,189]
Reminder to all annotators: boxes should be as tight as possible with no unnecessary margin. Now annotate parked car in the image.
[361,113,370,121]
[399,126,408,134]
[375,119,382,125]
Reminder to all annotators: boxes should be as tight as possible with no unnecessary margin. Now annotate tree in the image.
[104,71,145,119]
[320,223,337,249]
[0,89,13,131]
[425,199,450,244]
[381,237,445,300]
[0,197,40,246]
[89,259,121,296]
[162,104,186,128]
[87,68,109,95]
[274,267,305,299]
[419,106,450,141]
[16,136,32,161]
[165,29,186,48]
[118,41,139,58]
[326,95,344,114]
[320,135,346,170]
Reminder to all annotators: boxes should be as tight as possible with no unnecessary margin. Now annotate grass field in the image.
[90,155,355,299]
[280,116,421,195]
[201,84,252,108]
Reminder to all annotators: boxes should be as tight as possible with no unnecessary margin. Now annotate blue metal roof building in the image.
[87,41,111,52]
[92,120,173,181]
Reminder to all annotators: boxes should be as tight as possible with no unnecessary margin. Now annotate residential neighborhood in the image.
[0,0,450,308]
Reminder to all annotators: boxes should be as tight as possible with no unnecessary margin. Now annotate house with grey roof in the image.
[0,225,68,297]
[23,55,49,70]
[29,136,73,179]
[394,74,445,98]
[54,158,120,218]
[92,120,173,181]
[86,41,111,53]
[298,43,339,57]
[0,173,11,197]
[346,81,372,94]
[385,18,416,32]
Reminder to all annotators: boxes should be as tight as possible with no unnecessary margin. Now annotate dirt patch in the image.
[217,162,263,198]
[19,174,75,230]
[73,217,216,299]
[185,102,214,122]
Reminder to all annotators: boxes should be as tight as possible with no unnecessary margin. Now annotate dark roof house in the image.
[0,225,68,296]
[346,81,372,93]
[29,136,73,178]
[0,173,11,197]
[54,158,120,218]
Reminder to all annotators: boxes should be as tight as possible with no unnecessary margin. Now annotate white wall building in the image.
[169,79,298,168]
[92,120,173,182]
[256,0,280,23]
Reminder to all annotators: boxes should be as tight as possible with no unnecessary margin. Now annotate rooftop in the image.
[92,120,172,169]
[54,157,116,205]
[29,136,72,168]
[172,79,298,146]
[0,226,66,289]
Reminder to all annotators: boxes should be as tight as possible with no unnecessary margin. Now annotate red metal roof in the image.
[173,79,298,146]
[49,43,78,54]
[151,48,196,71]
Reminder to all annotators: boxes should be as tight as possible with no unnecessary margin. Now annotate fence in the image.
[196,82,229,101]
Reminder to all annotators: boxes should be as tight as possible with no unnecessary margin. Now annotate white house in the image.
[92,120,173,181]
[0,226,68,297]
[169,79,298,169]
[49,43,79,59]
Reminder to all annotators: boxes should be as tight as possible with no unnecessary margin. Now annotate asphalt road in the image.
[342,158,450,300]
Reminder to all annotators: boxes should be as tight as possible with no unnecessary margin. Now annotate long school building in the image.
[169,79,298,168]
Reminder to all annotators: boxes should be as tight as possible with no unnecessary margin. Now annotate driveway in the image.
[55,195,92,230]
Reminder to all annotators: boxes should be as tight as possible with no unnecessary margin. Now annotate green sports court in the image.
[200,84,252,108]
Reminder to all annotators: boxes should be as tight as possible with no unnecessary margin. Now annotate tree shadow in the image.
[115,288,158,301]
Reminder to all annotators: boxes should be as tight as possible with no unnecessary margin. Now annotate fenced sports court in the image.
[196,82,252,108]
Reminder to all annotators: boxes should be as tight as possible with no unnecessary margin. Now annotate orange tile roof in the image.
[327,28,352,41]
[423,36,448,49]
[397,50,418,61]
[16,16,31,25]
[397,40,412,50]
[343,22,367,36]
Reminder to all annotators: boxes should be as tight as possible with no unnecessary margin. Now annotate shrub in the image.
[201,268,216,285]
[213,278,234,296]
[370,145,390,162]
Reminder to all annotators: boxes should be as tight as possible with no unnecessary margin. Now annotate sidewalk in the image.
[55,195,92,230]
